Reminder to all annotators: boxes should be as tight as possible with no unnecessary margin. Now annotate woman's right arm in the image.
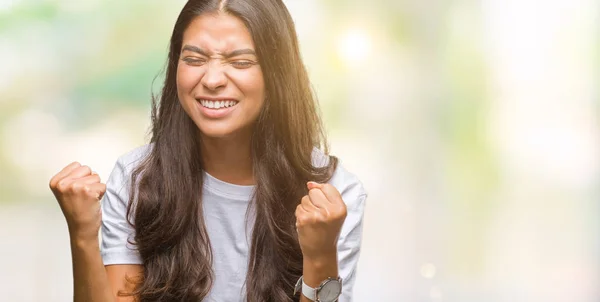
[70,238,115,301]
[105,264,143,301]
[50,162,141,302]
[71,238,142,302]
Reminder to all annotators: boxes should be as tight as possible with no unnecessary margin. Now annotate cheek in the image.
[176,63,201,95]
[236,69,265,105]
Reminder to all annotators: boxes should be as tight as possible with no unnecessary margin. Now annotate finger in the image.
[298,195,315,213]
[87,183,107,200]
[308,188,330,208]
[296,202,316,229]
[307,181,323,190]
[66,165,93,180]
[296,203,308,216]
[50,162,81,187]
[98,190,106,201]
[78,174,101,185]
[295,204,307,225]
[301,195,320,212]
[315,183,343,205]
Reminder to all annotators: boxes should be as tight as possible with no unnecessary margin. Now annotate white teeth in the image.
[199,99,237,109]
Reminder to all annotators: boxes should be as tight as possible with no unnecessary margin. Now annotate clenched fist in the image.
[295,181,347,261]
[49,162,106,241]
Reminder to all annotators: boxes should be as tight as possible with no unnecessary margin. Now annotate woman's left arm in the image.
[296,181,367,302]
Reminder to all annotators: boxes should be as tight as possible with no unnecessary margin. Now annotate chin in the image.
[197,123,240,139]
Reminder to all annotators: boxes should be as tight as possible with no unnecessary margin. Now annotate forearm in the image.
[300,252,339,302]
[70,237,115,302]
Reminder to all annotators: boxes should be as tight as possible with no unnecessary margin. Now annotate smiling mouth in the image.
[197,99,239,109]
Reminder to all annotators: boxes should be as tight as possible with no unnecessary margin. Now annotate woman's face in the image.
[176,12,265,139]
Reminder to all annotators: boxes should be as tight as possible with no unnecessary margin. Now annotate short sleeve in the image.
[100,156,143,265]
[326,162,367,302]
[337,193,366,302]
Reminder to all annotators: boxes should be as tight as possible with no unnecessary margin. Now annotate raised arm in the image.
[50,162,114,301]
[50,162,142,302]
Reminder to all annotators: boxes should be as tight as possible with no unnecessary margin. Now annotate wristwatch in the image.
[293,276,343,302]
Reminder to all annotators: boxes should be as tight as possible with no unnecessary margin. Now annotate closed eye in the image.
[231,61,256,68]
[182,57,206,66]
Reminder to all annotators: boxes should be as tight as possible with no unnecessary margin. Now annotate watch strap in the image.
[293,275,343,302]
[302,278,317,301]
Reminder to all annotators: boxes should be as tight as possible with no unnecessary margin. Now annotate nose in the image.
[201,61,227,91]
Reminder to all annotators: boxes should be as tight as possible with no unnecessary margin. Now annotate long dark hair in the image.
[125,0,338,301]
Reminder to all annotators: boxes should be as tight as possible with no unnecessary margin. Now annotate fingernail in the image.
[307,181,320,189]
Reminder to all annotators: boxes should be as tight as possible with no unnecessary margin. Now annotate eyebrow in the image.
[181,44,256,58]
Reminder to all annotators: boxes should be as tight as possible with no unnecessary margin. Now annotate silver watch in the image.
[293,276,343,302]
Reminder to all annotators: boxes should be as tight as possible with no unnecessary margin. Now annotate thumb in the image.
[307,181,323,190]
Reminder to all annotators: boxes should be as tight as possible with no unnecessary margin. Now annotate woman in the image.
[49,0,367,301]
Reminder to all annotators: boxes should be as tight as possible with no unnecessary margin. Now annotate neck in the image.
[200,130,255,186]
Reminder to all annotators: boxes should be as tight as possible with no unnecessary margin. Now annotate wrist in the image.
[303,253,337,270]
[69,232,100,250]
[297,256,342,302]
[302,252,338,288]
[303,249,337,266]
[67,222,99,241]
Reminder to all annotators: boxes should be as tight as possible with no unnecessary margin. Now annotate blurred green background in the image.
[0,0,598,301]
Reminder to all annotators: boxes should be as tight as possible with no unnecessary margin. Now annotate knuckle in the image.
[317,210,326,218]
[56,179,69,191]
[332,211,345,220]
[331,206,345,218]
[81,165,92,174]
[342,205,348,214]
[71,182,83,193]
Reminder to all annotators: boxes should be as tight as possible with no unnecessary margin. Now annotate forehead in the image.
[182,12,255,51]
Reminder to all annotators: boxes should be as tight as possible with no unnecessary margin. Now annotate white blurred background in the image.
[0,0,598,301]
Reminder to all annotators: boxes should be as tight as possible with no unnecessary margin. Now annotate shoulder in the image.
[105,143,153,193]
[115,143,153,171]
[311,147,368,206]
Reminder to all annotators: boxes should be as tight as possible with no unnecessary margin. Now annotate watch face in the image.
[318,279,342,302]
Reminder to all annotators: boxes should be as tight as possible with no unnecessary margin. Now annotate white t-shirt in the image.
[100,144,367,301]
